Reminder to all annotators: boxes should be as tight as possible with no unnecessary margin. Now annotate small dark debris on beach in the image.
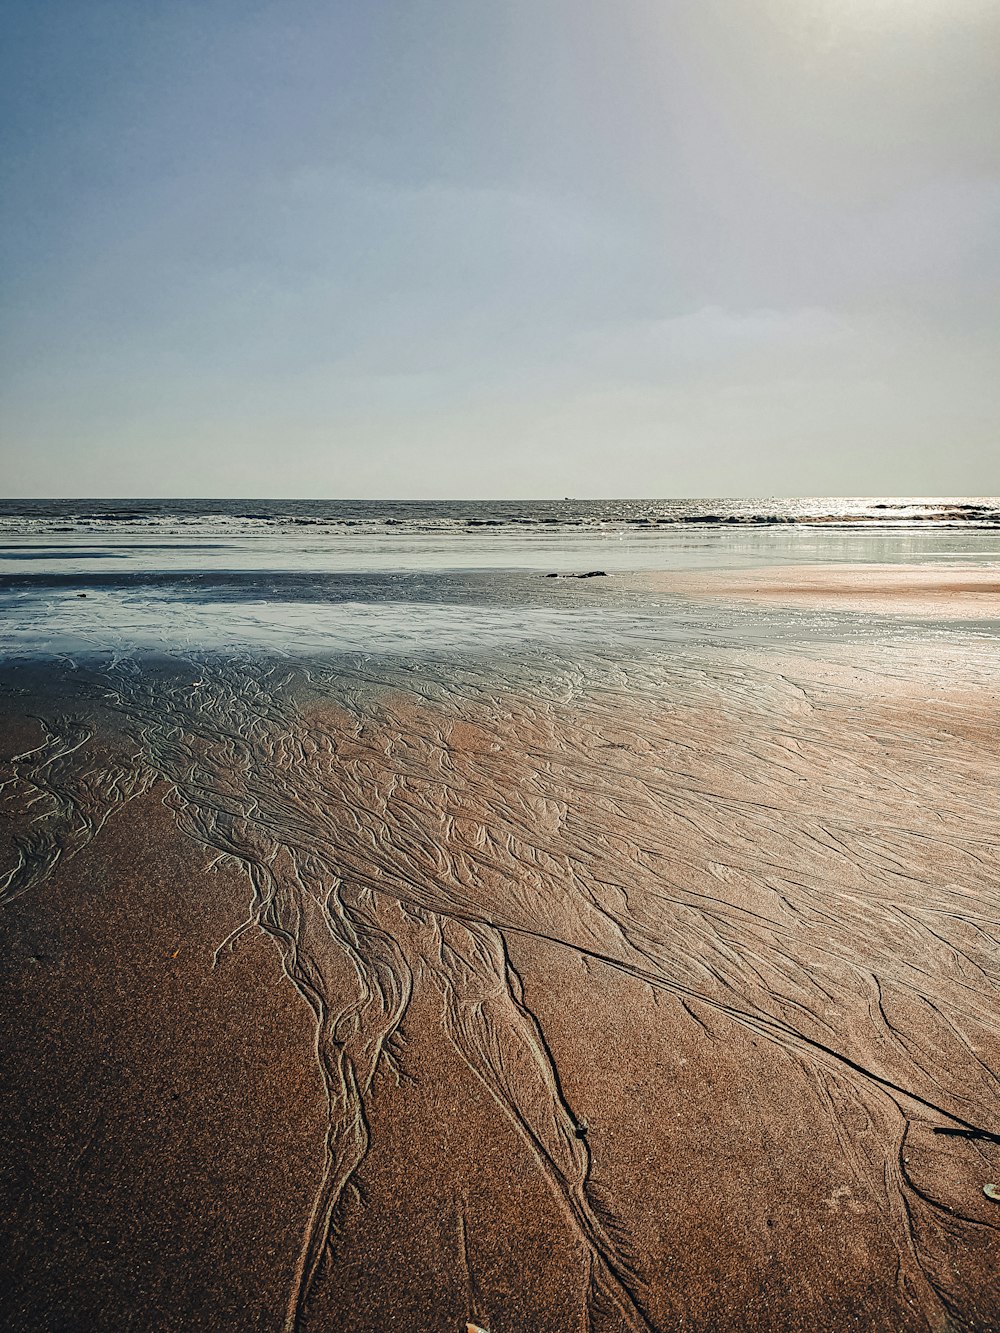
[545,571,607,579]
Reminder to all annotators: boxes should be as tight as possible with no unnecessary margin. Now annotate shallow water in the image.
[1,499,998,662]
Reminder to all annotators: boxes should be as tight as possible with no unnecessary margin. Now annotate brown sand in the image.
[1,649,998,1331]
[639,563,1000,618]
[0,783,325,1330]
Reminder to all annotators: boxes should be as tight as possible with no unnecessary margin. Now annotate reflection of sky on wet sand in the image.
[0,592,687,660]
[1,514,997,662]
[2,582,994,664]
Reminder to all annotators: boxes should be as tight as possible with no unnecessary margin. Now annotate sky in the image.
[1,0,998,498]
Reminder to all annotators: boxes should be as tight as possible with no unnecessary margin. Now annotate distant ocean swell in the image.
[1,498,998,535]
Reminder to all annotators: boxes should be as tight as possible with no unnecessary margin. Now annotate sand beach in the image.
[2,547,999,1329]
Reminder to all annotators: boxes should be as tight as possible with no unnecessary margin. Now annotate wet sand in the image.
[642,563,1000,619]
[1,639,999,1331]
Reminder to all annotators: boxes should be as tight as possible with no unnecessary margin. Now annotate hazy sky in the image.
[2,0,998,497]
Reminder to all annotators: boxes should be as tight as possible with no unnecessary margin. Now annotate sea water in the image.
[1,498,997,659]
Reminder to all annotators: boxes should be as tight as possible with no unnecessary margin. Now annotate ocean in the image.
[1,497,998,660]
[3,495,1000,532]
